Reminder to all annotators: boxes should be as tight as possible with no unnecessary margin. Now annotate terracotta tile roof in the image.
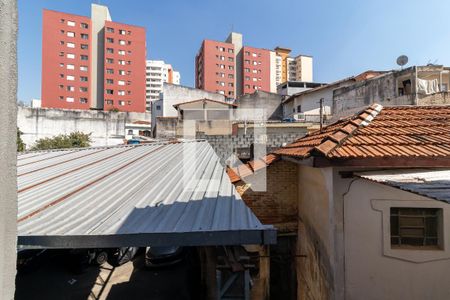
[274,104,450,159]
[227,154,279,183]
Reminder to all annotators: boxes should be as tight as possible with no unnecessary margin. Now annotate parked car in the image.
[109,247,139,266]
[145,246,185,268]
[282,117,296,123]
[16,248,47,273]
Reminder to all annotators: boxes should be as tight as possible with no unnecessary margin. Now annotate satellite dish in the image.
[396,55,409,68]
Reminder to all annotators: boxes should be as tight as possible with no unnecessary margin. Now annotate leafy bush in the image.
[17,127,25,152]
[31,132,91,151]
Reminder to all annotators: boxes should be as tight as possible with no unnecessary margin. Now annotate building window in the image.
[67,86,74,92]
[156,105,161,110]
[66,64,74,70]
[59,84,64,89]
[106,58,114,64]
[59,51,64,57]
[66,97,74,102]
[67,21,75,27]
[119,40,126,45]
[66,42,74,48]
[67,31,75,37]
[106,79,114,84]
[66,75,75,81]
[390,207,441,248]
[81,33,88,40]
[118,60,126,65]
[80,87,88,92]
[118,90,125,96]
[66,53,75,59]
[80,98,88,103]
[80,66,88,72]
[106,100,113,105]
[297,105,302,113]
[60,18,65,23]
[128,129,133,135]
[59,41,65,45]
[118,100,125,106]
[81,23,88,29]
[81,55,88,61]
[228,48,234,53]
[228,57,234,62]
[59,96,64,100]
[119,70,126,75]
[81,44,88,50]
[118,50,125,55]
[59,74,64,78]
[106,27,114,33]
[107,37,114,43]
[107,48,114,54]
[119,29,126,35]
[245,51,250,56]
[80,76,88,82]
[106,69,114,74]
[106,89,114,95]
[228,66,234,70]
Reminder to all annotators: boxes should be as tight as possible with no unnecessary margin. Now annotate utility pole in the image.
[319,98,324,131]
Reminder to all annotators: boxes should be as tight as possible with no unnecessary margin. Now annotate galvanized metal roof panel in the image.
[18,141,275,248]
[356,169,450,204]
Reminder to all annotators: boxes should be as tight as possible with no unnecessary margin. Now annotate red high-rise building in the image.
[41,4,146,112]
[195,40,236,98]
[241,46,271,95]
[195,32,275,98]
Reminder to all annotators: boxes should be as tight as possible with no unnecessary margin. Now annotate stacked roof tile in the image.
[274,104,450,159]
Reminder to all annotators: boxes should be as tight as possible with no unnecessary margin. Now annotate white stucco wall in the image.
[342,178,450,300]
[17,107,150,148]
[161,84,226,118]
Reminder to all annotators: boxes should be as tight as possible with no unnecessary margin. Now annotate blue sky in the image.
[18,0,450,103]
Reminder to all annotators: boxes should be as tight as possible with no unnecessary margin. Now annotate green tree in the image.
[17,127,25,152]
[31,132,92,151]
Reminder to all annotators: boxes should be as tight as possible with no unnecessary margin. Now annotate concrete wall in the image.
[0,0,18,297]
[339,177,450,300]
[17,106,150,148]
[237,91,283,121]
[297,165,334,300]
[197,128,307,163]
[333,67,450,115]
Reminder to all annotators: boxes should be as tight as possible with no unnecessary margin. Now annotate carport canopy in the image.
[17,141,276,249]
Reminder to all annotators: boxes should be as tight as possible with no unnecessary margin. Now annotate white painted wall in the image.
[17,107,150,148]
[342,178,450,300]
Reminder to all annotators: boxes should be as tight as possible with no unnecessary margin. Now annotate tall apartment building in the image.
[146,60,180,110]
[273,47,313,85]
[195,32,313,97]
[41,4,146,112]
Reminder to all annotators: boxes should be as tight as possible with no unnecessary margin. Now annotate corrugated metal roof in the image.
[18,141,275,248]
[274,104,450,159]
[356,169,450,204]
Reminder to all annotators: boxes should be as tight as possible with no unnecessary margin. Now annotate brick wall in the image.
[234,160,298,233]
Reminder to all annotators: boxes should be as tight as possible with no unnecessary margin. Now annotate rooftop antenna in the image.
[396,55,408,70]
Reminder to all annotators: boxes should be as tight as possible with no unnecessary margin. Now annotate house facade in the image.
[229,104,450,299]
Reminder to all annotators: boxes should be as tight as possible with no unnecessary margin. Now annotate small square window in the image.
[81,23,88,29]
[80,44,88,50]
[390,207,441,248]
